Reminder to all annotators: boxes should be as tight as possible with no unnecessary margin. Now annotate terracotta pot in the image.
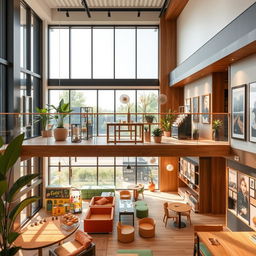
[153,136,162,143]
[163,131,171,137]
[148,182,155,192]
[41,130,53,138]
[53,128,68,141]
[144,131,151,142]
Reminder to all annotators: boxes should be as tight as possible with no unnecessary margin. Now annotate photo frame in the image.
[185,98,191,113]
[250,189,255,198]
[231,85,246,140]
[192,96,200,123]
[201,94,211,124]
[250,178,255,189]
[228,168,237,190]
[237,173,249,223]
[249,82,256,143]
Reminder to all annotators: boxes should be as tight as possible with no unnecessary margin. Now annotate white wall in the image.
[230,54,256,154]
[184,75,212,139]
[177,0,255,65]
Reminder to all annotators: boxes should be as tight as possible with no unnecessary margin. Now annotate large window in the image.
[49,26,159,81]
[48,157,159,189]
[48,89,159,135]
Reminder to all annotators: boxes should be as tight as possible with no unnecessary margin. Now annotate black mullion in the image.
[135,27,137,79]
[91,26,93,79]
[135,157,137,185]
[96,89,99,136]
[69,157,71,185]
[135,89,138,122]
[114,89,116,122]
[96,157,99,186]
[113,27,115,79]
[114,157,116,186]
[68,89,71,125]
[69,27,71,79]
[27,7,31,72]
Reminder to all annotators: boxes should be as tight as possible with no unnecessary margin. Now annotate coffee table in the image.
[14,217,79,256]
[119,200,135,226]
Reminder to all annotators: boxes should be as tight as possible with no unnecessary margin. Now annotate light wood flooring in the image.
[19,191,225,256]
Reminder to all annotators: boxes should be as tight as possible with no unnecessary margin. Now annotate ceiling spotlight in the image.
[137,11,141,17]
[108,10,111,17]
[66,11,70,17]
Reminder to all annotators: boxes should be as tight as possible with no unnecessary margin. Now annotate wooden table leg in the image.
[38,248,43,256]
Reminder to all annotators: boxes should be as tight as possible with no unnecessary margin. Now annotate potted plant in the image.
[144,126,151,142]
[152,127,163,143]
[148,171,155,192]
[0,134,39,255]
[193,129,199,140]
[35,107,53,137]
[212,119,223,141]
[145,115,155,124]
[49,99,73,141]
[161,110,176,137]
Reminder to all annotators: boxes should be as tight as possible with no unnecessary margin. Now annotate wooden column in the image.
[159,157,179,192]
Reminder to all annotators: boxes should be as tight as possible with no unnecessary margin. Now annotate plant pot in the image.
[41,130,53,138]
[163,131,171,137]
[54,128,68,141]
[144,131,151,142]
[148,182,155,192]
[193,131,199,140]
[153,136,162,143]
[213,130,220,141]
[145,116,154,124]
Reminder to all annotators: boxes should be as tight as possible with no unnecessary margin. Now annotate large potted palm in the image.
[0,134,39,256]
[50,99,73,141]
[161,110,176,137]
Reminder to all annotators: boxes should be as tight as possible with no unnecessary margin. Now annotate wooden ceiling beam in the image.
[165,0,189,20]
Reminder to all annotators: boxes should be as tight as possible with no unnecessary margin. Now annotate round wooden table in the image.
[14,217,79,256]
[168,202,192,228]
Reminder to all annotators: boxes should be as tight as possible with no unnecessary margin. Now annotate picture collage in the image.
[228,168,256,230]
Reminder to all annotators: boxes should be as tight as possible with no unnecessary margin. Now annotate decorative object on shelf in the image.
[50,99,73,141]
[161,109,176,137]
[152,127,163,143]
[166,164,174,172]
[145,115,155,124]
[80,107,93,140]
[192,96,200,123]
[148,170,155,192]
[150,157,157,164]
[201,94,211,124]
[71,124,82,143]
[120,94,131,123]
[158,93,167,105]
[0,134,39,256]
[212,119,223,141]
[231,84,246,140]
[192,129,199,140]
[249,82,256,143]
[35,107,53,137]
[144,126,151,142]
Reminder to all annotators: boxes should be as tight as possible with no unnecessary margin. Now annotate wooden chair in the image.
[117,222,135,243]
[138,217,156,238]
[193,225,223,256]
[120,190,131,200]
[137,184,145,199]
[163,202,178,227]
[181,209,192,226]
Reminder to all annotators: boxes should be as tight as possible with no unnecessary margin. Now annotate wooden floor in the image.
[18,191,225,256]
[20,136,231,158]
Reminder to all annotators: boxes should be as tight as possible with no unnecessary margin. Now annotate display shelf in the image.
[178,175,199,196]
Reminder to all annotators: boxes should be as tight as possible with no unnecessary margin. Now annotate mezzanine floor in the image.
[19,191,225,256]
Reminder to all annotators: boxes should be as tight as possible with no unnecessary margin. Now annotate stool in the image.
[136,205,148,219]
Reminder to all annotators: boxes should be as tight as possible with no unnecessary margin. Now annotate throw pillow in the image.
[95,197,109,205]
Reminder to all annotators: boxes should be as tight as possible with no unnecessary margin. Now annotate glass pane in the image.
[49,157,70,166]
[93,28,114,78]
[137,157,158,165]
[98,157,114,166]
[116,166,135,188]
[98,167,114,186]
[71,157,97,166]
[116,157,136,165]
[0,0,6,59]
[137,28,158,79]
[115,28,135,78]
[137,166,158,189]
[49,166,69,186]
[49,28,69,79]
[71,28,91,78]
[49,90,69,107]
[20,4,27,68]
[72,167,97,187]
[20,194,28,224]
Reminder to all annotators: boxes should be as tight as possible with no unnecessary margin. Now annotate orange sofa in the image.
[84,207,114,233]
[89,196,115,208]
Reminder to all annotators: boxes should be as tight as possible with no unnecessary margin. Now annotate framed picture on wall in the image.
[201,94,211,124]
[185,98,191,113]
[228,168,237,190]
[250,204,256,230]
[192,96,200,123]
[250,178,255,189]
[249,82,256,143]
[231,85,246,140]
[237,173,249,223]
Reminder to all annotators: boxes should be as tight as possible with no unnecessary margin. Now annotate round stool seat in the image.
[121,225,135,235]
[136,205,148,219]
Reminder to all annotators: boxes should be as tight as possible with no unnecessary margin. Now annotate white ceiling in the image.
[44,0,165,8]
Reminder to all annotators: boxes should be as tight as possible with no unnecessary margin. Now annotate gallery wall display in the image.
[192,96,199,123]
[185,98,191,113]
[201,94,211,124]
[231,85,246,140]
[249,82,256,143]
[228,167,256,230]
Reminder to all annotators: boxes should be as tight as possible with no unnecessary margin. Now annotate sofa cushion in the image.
[89,214,111,220]
[75,230,93,246]
[54,241,83,256]
[139,223,154,230]
[95,197,109,205]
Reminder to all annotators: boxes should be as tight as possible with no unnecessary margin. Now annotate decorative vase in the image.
[54,128,68,141]
[148,182,155,192]
[153,136,162,143]
[163,131,171,137]
[41,130,53,138]
[144,131,151,142]
[213,129,220,141]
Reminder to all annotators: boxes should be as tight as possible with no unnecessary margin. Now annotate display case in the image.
[80,107,93,140]
[171,114,191,140]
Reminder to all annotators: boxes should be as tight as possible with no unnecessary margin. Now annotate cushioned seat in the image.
[54,241,81,255]
[117,222,135,243]
[120,190,132,200]
[138,218,155,238]
[199,242,212,256]
[89,196,115,208]
[135,201,147,206]
[136,205,148,218]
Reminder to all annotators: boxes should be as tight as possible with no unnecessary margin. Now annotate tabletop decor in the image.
[71,124,82,143]
[0,134,39,256]
[120,94,131,123]
[35,107,53,137]
[152,127,163,143]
